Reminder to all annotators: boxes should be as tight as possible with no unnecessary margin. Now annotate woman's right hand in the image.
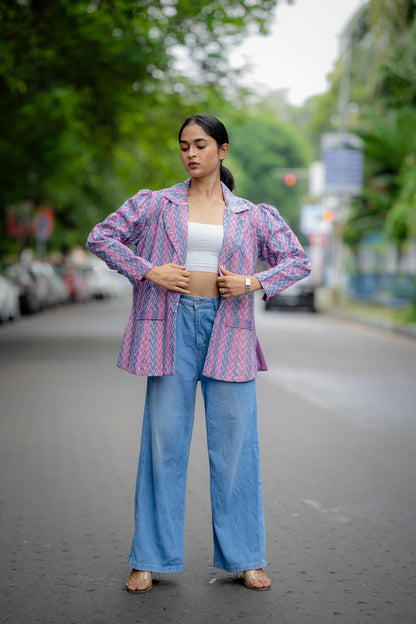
[144,263,191,294]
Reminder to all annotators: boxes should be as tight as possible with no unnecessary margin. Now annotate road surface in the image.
[1,295,415,623]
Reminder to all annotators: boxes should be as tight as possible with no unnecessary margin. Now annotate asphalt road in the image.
[1,295,415,624]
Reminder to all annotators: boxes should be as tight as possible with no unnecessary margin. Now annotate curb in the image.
[324,309,416,340]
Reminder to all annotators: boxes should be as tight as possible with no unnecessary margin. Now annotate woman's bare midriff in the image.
[187,271,219,297]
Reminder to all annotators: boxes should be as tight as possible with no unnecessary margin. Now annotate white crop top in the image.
[186,222,224,272]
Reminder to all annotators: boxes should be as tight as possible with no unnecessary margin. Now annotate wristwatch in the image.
[245,276,251,295]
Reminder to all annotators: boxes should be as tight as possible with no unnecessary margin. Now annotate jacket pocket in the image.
[225,314,254,330]
[139,310,165,320]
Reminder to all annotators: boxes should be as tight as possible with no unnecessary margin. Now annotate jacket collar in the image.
[163,179,251,264]
[164,179,250,213]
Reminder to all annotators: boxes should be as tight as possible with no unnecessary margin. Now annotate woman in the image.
[87,113,311,593]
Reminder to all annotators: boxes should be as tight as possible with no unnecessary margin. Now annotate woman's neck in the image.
[188,174,223,202]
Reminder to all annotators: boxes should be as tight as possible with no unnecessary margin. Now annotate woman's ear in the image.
[220,143,229,160]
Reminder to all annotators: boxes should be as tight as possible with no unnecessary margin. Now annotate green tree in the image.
[302,0,416,255]
[385,155,416,253]
[223,109,311,229]
[342,107,416,261]
[0,0,287,256]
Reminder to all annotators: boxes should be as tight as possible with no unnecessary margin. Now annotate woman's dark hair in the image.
[179,113,234,191]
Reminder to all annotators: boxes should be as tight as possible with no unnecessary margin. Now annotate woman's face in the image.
[179,123,228,180]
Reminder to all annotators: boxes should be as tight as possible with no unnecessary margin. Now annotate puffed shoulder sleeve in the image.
[86,189,155,285]
[254,203,311,301]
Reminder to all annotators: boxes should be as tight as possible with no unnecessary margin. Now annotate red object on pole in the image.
[283,173,297,186]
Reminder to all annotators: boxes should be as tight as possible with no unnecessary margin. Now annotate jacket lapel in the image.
[162,180,250,267]
[163,182,190,263]
[219,185,250,266]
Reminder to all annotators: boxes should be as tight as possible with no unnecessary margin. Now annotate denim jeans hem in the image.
[213,560,267,573]
[128,560,184,573]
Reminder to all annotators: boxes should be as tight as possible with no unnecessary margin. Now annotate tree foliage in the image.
[0,0,286,256]
[303,0,416,254]
[385,155,416,250]
[223,109,311,229]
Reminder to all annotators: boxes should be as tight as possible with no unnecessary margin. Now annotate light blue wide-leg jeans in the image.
[128,295,267,573]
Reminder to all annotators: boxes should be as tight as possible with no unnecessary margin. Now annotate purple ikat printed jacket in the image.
[86,179,311,382]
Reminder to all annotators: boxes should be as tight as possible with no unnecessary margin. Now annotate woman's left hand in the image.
[217,266,257,298]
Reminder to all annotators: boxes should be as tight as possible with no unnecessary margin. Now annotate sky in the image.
[230,0,366,106]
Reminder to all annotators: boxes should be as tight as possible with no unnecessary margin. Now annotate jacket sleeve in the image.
[86,189,155,285]
[254,203,311,301]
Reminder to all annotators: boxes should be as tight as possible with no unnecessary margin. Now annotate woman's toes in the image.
[126,570,152,591]
[244,568,271,589]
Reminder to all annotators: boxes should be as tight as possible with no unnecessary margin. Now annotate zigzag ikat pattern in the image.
[87,180,311,382]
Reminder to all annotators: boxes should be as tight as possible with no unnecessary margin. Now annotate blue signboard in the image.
[322,133,364,195]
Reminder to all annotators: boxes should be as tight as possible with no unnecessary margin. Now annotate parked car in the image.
[5,263,43,314]
[265,276,316,312]
[81,257,130,299]
[54,259,91,302]
[5,259,70,313]
[30,261,70,307]
[0,275,20,323]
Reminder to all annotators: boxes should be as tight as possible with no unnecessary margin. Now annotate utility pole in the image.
[329,27,354,302]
